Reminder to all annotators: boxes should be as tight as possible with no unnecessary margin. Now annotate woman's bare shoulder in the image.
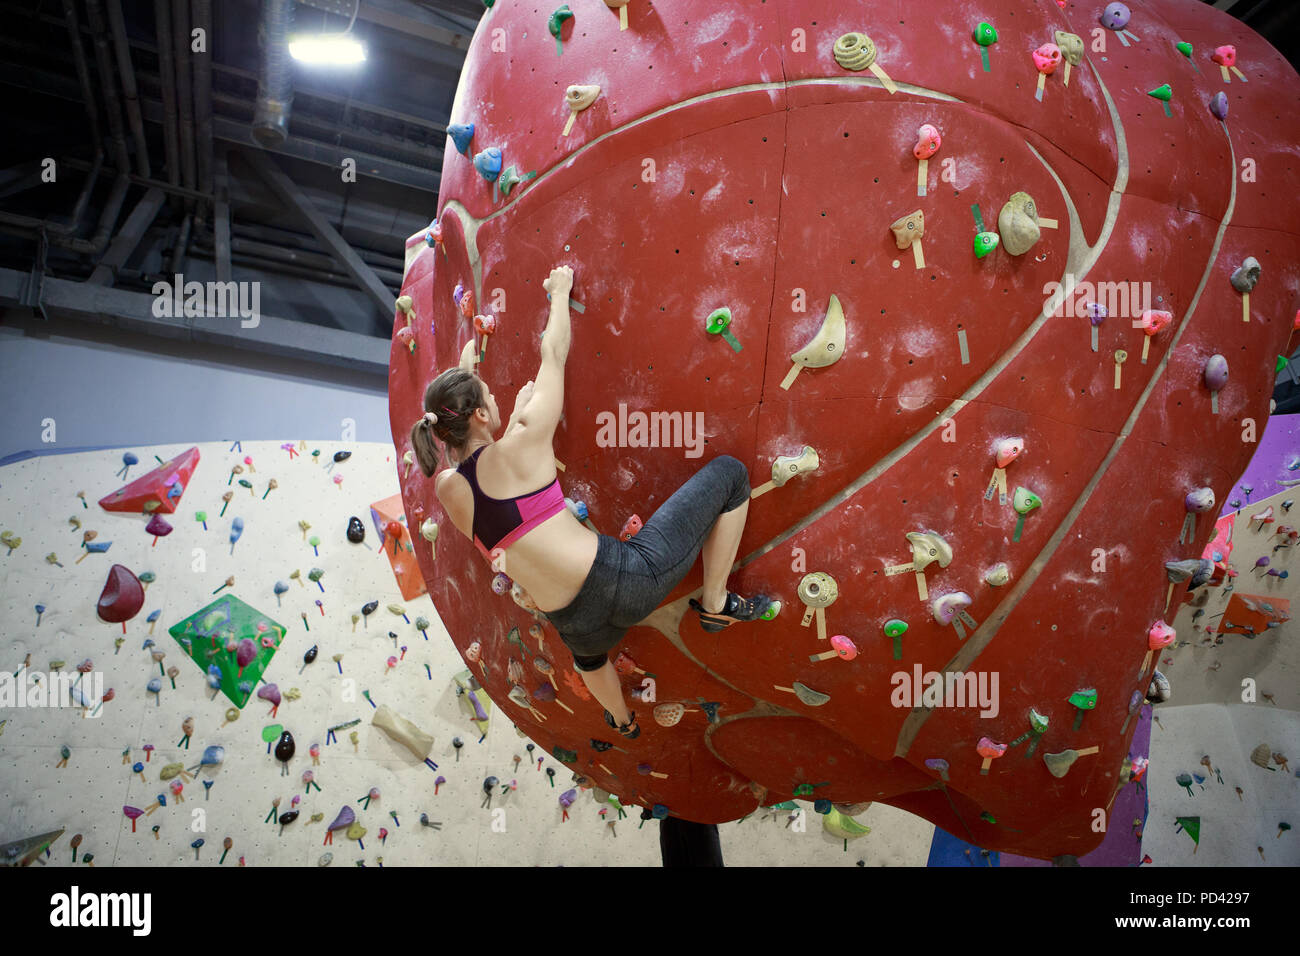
[434,467,465,497]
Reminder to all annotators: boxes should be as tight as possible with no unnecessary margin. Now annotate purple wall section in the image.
[1219,414,1300,516]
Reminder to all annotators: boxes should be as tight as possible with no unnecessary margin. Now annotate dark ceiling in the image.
[0,0,1295,377]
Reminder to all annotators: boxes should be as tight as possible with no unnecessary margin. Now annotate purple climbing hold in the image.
[328,805,356,831]
[1209,91,1229,121]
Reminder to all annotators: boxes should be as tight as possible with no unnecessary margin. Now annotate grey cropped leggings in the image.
[544,455,751,671]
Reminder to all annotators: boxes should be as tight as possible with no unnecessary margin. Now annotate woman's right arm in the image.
[513,266,573,448]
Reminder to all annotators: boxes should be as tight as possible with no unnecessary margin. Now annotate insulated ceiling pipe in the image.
[105,0,152,178]
[172,0,197,195]
[152,0,181,187]
[252,0,294,146]
[82,0,131,173]
[191,0,214,196]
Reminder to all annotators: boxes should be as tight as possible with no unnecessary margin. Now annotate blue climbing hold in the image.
[448,123,475,155]
[473,147,503,182]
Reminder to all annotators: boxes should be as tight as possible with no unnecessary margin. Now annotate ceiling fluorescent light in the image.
[288,34,367,65]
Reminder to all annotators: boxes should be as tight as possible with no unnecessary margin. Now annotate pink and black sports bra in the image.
[457,445,566,554]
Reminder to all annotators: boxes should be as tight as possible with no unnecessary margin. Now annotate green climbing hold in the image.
[761,600,782,621]
[973,22,997,46]
[979,810,997,824]
[1277,355,1289,373]
[1147,83,1173,102]
[1029,708,1049,734]
[974,231,999,259]
[553,746,578,763]
[1068,689,1097,710]
[549,5,573,40]
[1012,487,1042,515]
[883,618,907,660]
[705,307,743,352]
[1176,41,1193,58]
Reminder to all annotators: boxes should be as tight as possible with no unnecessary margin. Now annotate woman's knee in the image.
[573,652,609,673]
[711,455,751,511]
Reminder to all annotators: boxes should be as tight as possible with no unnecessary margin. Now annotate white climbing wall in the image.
[0,441,930,866]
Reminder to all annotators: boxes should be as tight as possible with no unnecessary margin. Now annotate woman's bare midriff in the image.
[502,509,600,612]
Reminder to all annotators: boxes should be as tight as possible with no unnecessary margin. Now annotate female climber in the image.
[410,264,772,739]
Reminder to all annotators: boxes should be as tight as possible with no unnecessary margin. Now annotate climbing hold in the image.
[1054,32,1084,87]
[984,437,1023,505]
[931,592,977,640]
[890,210,926,269]
[832,32,895,92]
[548,5,573,55]
[1147,83,1173,102]
[997,192,1041,256]
[1138,310,1172,363]
[705,307,743,353]
[497,166,523,197]
[913,124,941,161]
[972,21,997,71]
[1176,41,1193,58]
[1011,487,1042,542]
[976,737,1007,774]
[1211,45,1236,68]
[884,530,953,601]
[832,32,876,71]
[752,445,819,498]
[619,515,642,541]
[1068,688,1097,730]
[346,516,365,543]
[1032,43,1062,76]
[562,84,601,136]
[1099,3,1131,31]
[809,634,858,663]
[653,702,687,727]
[924,757,950,782]
[1204,354,1228,414]
[973,232,1000,259]
[1230,257,1261,293]
[797,571,839,640]
[97,565,144,625]
[780,293,846,390]
[882,619,907,660]
[984,563,1010,587]
[1209,92,1229,121]
[473,147,503,182]
[1044,746,1100,778]
[448,123,475,155]
[784,682,830,707]
[1250,743,1271,769]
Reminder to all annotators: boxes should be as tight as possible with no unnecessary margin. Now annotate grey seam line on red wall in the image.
[893,126,1238,760]
[433,75,966,308]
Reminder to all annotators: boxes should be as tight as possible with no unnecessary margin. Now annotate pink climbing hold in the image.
[1139,309,1173,335]
[912,123,941,160]
[1211,45,1236,67]
[1032,43,1062,75]
[1147,621,1176,649]
[235,638,257,677]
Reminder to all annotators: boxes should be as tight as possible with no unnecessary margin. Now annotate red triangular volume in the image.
[99,447,201,514]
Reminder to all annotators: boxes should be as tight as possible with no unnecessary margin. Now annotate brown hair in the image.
[410,368,485,476]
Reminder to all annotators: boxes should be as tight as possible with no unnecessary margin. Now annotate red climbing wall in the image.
[387,0,1300,858]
